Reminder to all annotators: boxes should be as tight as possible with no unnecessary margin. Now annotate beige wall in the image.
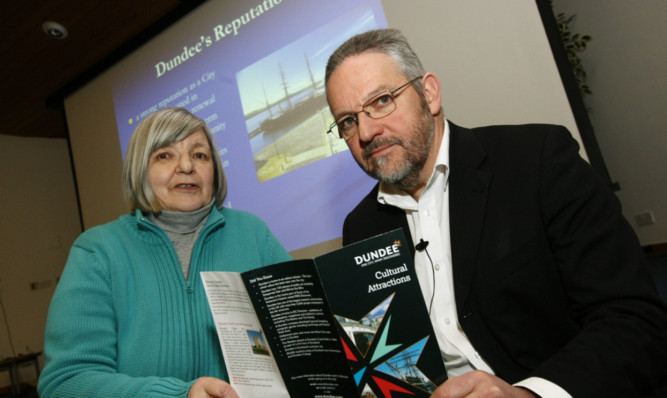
[552,0,667,246]
[0,134,81,385]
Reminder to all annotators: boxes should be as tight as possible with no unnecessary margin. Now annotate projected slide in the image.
[109,0,387,251]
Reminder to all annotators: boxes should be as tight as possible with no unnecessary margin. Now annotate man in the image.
[324,28,667,398]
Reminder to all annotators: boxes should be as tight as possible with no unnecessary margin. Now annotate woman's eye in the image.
[155,152,169,160]
[194,152,209,159]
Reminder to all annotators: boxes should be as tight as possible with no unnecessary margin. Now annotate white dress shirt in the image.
[376,120,571,398]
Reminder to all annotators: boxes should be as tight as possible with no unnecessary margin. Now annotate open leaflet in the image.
[201,229,448,397]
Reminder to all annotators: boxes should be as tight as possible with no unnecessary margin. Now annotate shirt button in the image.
[186,287,193,294]
[434,263,441,271]
[444,318,451,325]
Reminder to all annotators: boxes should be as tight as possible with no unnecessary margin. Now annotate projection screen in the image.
[61,0,591,257]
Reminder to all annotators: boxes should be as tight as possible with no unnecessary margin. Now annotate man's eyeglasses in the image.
[327,76,423,140]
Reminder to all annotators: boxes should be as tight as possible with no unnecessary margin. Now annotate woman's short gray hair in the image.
[121,107,227,213]
[325,28,426,94]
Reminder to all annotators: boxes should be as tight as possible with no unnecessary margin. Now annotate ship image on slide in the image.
[239,49,348,183]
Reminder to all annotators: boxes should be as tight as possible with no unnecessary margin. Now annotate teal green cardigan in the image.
[38,207,291,397]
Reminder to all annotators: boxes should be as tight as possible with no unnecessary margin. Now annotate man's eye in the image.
[373,94,392,106]
[338,116,357,129]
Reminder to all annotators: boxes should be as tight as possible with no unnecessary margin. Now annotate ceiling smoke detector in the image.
[43,21,68,39]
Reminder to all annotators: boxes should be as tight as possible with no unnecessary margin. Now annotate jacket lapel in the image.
[448,123,491,310]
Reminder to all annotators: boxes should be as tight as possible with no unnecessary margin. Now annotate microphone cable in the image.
[416,239,436,314]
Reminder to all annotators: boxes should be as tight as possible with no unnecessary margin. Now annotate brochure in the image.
[201,229,447,397]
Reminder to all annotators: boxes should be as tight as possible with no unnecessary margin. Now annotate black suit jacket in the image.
[342,122,667,397]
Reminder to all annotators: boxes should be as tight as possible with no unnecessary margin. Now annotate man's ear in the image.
[421,73,442,116]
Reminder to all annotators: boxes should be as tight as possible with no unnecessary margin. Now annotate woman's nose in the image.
[177,156,194,173]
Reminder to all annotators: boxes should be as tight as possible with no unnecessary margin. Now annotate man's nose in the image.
[356,112,382,142]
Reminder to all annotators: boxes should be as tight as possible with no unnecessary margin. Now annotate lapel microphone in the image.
[416,239,429,251]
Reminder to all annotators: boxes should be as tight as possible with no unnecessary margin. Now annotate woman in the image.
[38,108,291,397]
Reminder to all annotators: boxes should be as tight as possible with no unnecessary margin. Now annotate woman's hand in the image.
[430,371,537,398]
[187,377,239,398]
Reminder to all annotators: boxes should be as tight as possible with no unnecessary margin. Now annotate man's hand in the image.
[187,377,239,398]
[431,371,537,398]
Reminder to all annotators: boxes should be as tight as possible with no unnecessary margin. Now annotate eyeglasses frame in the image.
[327,76,423,140]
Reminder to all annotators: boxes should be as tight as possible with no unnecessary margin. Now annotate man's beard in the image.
[357,100,435,191]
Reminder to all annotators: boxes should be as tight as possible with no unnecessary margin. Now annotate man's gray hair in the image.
[325,28,426,94]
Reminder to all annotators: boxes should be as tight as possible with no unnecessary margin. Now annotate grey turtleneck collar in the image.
[147,200,215,280]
